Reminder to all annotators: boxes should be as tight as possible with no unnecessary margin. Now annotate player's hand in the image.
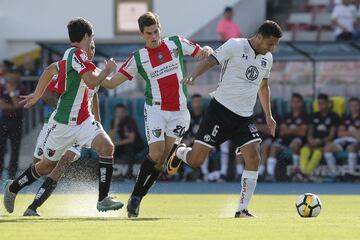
[197,46,213,61]
[19,93,40,108]
[104,58,117,73]
[181,76,195,85]
[266,115,276,137]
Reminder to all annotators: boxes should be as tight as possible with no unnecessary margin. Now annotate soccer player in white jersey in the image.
[3,17,123,214]
[167,20,282,217]
[104,12,212,217]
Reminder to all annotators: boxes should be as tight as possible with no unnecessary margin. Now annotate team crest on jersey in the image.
[245,66,259,81]
[152,128,162,138]
[171,48,179,58]
[157,52,164,62]
[248,124,258,133]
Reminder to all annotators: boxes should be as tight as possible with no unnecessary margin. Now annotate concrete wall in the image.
[0,0,266,59]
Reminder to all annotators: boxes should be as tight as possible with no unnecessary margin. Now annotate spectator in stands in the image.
[267,93,309,181]
[216,7,241,41]
[323,97,360,180]
[0,61,8,86]
[19,57,38,76]
[299,94,340,181]
[0,72,27,179]
[109,103,144,179]
[331,0,359,40]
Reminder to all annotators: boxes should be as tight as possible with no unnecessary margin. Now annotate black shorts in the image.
[195,99,261,151]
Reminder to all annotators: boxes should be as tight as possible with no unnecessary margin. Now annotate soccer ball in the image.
[295,193,322,217]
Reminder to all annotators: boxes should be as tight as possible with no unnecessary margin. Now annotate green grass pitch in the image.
[0,194,359,240]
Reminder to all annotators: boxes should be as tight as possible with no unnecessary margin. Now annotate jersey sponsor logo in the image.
[245,66,259,81]
[152,128,162,138]
[74,56,85,68]
[173,125,186,138]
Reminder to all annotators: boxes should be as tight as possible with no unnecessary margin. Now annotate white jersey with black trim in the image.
[210,38,273,117]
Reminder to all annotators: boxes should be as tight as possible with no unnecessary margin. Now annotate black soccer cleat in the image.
[234,209,256,218]
[127,196,141,218]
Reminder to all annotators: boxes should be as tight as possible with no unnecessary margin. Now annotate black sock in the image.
[131,156,156,198]
[141,169,161,199]
[9,165,40,194]
[28,177,57,211]
[98,157,114,201]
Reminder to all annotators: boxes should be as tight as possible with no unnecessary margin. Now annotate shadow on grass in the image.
[0,216,169,223]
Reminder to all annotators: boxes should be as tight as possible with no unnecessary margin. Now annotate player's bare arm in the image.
[194,46,214,61]
[92,92,101,122]
[258,78,276,136]
[82,58,117,88]
[19,62,58,108]
[181,55,218,85]
[101,72,129,89]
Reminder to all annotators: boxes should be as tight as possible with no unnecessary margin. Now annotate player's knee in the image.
[98,140,114,156]
[35,159,57,176]
[149,150,163,162]
[324,143,334,152]
[347,144,357,152]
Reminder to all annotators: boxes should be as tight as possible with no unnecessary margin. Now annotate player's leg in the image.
[24,148,80,216]
[235,154,245,181]
[266,141,283,181]
[346,143,358,176]
[258,138,272,179]
[7,121,22,179]
[0,121,8,180]
[3,157,57,213]
[323,142,341,176]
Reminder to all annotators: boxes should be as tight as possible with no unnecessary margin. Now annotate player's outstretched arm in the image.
[82,58,117,88]
[101,72,129,89]
[194,46,214,61]
[258,78,276,137]
[19,63,57,108]
[181,55,218,85]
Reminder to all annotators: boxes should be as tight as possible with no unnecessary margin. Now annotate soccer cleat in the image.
[96,196,124,212]
[127,196,141,218]
[234,209,256,218]
[3,180,17,213]
[23,208,40,217]
[166,143,186,176]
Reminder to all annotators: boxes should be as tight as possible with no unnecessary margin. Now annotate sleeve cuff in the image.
[191,45,200,57]
[119,68,133,80]
[210,54,220,65]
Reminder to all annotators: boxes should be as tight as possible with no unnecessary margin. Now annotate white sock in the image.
[201,157,209,175]
[292,154,300,167]
[258,164,265,175]
[238,170,258,212]
[220,141,230,175]
[236,164,244,175]
[176,146,192,165]
[267,157,277,177]
[348,152,357,175]
[324,152,337,175]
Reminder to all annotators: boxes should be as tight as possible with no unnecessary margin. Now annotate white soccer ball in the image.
[295,193,322,217]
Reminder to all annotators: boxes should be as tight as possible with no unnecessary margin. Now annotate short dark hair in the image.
[138,12,161,33]
[257,20,282,39]
[115,103,126,110]
[349,97,360,103]
[292,93,303,101]
[318,93,329,102]
[67,17,93,43]
[224,7,233,13]
[191,93,202,99]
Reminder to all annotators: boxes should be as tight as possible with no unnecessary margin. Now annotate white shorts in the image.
[43,116,105,161]
[144,104,190,144]
[33,123,81,161]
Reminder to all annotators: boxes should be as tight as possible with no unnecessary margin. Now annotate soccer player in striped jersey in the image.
[104,12,213,217]
[4,17,123,214]
[167,20,282,217]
